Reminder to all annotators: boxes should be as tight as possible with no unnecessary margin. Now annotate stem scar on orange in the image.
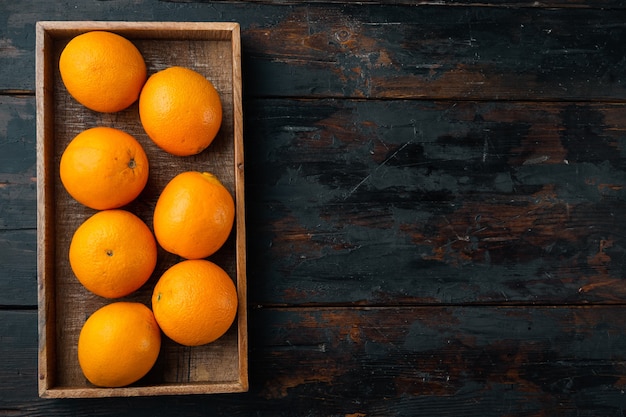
[153,171,235,259]
[59,31,147,113]
[69,210,157,299]
[78,302,161,387]
[152,259,238,346]
[139,66,222,156]
[60,126,149,210]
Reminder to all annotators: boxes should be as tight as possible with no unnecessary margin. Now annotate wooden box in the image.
[36,21,247,397]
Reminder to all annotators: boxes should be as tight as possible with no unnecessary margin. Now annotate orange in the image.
[78,302,161,387]
[139,66,222,156]
[152,259,238,346]
[153,171,234,259]
[59,31,147,113]
[60,126,149,210]
[69,210,157,299]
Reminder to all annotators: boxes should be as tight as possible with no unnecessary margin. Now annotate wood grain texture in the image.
[3,2,626,101]
[0,95,37,306]
[0,311,38,407]
[0,95,36,231]
[4,307,626,416]
[0,230,36,306]
[245,99,626,305]
[242,5,626,101]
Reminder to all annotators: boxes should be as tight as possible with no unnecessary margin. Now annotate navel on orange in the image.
[78,302,161,387]
[59,31,147,113]
[152,259,238,346]
[153,171,235,259]
[60,126,149,210]
[69,210,157,299]
[139,66,222,156]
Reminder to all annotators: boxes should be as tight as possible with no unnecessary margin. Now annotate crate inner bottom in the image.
[44,32,243,388]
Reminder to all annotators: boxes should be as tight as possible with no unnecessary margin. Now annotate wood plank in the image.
[249,305,626,415]
[0,95,36,231]
[245,99,626,306]
[3,307,626,415]
[0,96,38,307]
[0,230,36,306]
[243,5,626,101]
[3,2,626,101]
[4,96,626,306]
[0,310,38,407]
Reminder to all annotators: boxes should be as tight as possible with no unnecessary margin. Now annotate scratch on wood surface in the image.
[273,340,327,353]
[523,155,550,165]
[0,174,36,187]
[578,279,622,294]
[344,141,412,199]
[482,136,488,162]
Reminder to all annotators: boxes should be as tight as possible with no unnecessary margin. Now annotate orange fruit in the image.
[152,259,238,346]
[69,210,157,299]
[60,126,149,210]
[153,171,234,259]
[78,302,161,387]
[59,31,147,113]
[139,66,222,156]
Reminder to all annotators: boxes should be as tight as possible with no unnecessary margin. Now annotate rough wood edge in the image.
[35,20,58,399]
[230,22,249,392]
[39,382,248,399]
[34,21,240,39]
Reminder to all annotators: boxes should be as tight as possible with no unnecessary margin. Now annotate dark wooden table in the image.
[3,0,626,415]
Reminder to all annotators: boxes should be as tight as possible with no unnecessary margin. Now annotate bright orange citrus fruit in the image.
[69,209,157,298]
[59,31,147,113]
[60,126,149,210]
[139,66,222,156]
[152,259,238,346]
[153,171,234,259]
[78,302,161,387]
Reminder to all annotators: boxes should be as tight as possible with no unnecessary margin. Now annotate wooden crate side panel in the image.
[36,21,58,397]
[230,23,249,391]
